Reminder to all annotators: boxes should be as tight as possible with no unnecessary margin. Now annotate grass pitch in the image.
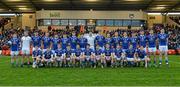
[0,55,180,86]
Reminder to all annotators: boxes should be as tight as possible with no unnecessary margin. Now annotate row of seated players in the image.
[32,44,150,68]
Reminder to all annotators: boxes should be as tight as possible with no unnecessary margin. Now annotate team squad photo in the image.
[8,29,169,69]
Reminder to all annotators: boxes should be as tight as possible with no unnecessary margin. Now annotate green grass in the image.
[0,55,180,86]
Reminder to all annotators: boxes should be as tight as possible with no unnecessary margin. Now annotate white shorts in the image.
[116,56,121,61]
[32,47,41,51]
[66,57,71,61]
[159,46,168,52]
[76,57,80,60]
[11,51,19,56]
[137,58,145,61]
[22,49,30,55]
[44,58,53,62]
[96,55,101,60]
[148,47,156,53]
[0,50,2,55]
[127,58,134,61]
[86,56,91,61]
[106,56,111,61]
[56,56,63,61]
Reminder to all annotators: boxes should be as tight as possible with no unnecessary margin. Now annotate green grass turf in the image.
[0,55,180,86]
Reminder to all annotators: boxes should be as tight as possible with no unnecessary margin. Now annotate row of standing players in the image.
[9,29,169,68]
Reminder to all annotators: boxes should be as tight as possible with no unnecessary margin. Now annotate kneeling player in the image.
[125,45,136,66]
[63,45,72,67]
[102,44,113,68]
[72,44,83,67]
[94,45,103,68]
[136,46,150,68]
[32,46,42,68]
[115,44,125,67]
[54,44,64,67]
[83,44,95,68]
[42,47,54,67]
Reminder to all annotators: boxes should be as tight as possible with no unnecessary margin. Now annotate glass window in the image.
[123,20,131,26]
[78,20,86,25]
[132,20,140,27]
[96,20,105,26]
[69,20,77,26]
[38,19,44,26]
[61,20,68,26]
[114,20,123,26]
[52,20,60,25]
[106,20,114,26]
[44,19,51,26]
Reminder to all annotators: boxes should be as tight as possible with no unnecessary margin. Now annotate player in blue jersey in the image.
[78,34,88,51]
[95,32,105,50]
[61,34,70,50]
[112,32,120,48]
[70,32,78,50]
[9,33,20,67]
[102,44,113,68]
[147,30,157,66]
[42,33,51,53]
[42,47,54,67]
[138,30,147,51]
[105,33,113,47]
[54,44,64,67]
[32,46,42,68]
[72,44,83,67]
[63,45,72,67]
[32,32,41,51]
[94,45,103,68]
[136,46,150,68]
[125,45,136,65]
[130,32,138,49]
[115,44,125,67]
[82,44,94,68]
[158,29,169,66]
[51,34,60,53]
[121,32,130,52]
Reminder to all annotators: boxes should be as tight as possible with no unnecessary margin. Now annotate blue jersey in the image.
[147,35,157,47]
[137,49,146,59]
[158,34,168,46]
[75,48,82,57]
[115,48,123,58]
[10,38,20,51]
[138,35,147,47]
[78,37,87,49]
[104,48,112,56]
[44,50,53,59]
[61,38,70,50]
[32,36,41,47]
[126,49,136,58]
[70,36,78,49]
[65,49,72,58]
[51,38,60,50]
[95,49,102,55]
[130,37,138,49]
[95,35,105,47]
[112,37,120,47]
[105,38,113,46]
[55,49,64,57]
[42,36,51,49]
[84,48,93,56]
[32,50,42,57]
[121,37,130,49]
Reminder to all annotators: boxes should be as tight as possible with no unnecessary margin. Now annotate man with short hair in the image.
[9,33,20,67]
[21,31,32,67]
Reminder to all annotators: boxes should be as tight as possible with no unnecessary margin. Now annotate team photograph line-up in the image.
[8,29,169,68]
